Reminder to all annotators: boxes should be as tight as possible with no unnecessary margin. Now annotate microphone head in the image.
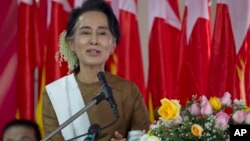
[97,71,107,84]
[88,124,101,137]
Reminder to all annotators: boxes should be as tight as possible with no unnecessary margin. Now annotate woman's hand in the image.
[111,131,126,141]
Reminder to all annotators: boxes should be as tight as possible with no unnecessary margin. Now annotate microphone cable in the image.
[65,118,118,141]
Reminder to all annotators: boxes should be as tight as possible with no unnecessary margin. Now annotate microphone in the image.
[84,124,101,141]
[97,72,119,118]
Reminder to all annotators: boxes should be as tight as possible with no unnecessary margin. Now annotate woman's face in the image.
[70,11,116,68]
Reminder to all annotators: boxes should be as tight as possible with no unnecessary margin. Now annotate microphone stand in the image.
[41,94,105,141]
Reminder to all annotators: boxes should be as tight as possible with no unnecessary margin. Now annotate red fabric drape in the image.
[17,0,46,120]
[45,1,71,84]
[207,4,236,98]
[17,1,35,120]
[147,0,180,121]
[235,29,250,104]
[0,0,18,134]
[148,18,180,107]
[176,0,211,104]
[107,0,146,97]
[208,1,250,104]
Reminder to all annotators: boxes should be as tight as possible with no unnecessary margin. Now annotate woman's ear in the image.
[110,41,116,55]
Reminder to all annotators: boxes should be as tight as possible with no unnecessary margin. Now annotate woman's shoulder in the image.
[107,72,135,84]
[106,72,139,91]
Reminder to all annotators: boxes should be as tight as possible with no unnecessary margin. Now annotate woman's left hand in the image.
[111,131,126,141]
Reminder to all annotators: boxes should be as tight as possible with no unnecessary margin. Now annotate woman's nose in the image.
[89,34,98,45]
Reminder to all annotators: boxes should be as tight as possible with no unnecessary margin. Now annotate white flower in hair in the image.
[55,30,79,72]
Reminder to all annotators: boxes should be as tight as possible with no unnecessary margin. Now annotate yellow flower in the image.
[209,97,222,110]
[243,106,250,112]
[158,98,181,121]
[191,124,204,137]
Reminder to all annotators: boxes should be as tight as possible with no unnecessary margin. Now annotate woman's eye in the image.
[98,32,106,35]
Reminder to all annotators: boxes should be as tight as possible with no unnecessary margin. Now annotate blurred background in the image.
[0,0,249,137]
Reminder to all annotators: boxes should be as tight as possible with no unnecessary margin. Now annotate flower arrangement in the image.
[140,92,250,141]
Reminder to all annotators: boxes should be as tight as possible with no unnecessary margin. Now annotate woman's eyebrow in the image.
[97,26,109,30]
[78,26,109,30]
[79,25,91,30]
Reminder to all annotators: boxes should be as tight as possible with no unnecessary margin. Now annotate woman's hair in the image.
[2,119,41,140]
[57,0,120,72]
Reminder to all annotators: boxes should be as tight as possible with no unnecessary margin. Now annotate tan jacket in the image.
[42,72,150,141]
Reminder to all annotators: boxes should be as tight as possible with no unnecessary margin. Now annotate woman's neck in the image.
[77,66,105,84]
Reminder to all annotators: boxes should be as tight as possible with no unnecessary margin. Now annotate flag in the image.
[17,0,36,120]
[34,0,48,137]
[147,0,181,121]
[208,0,250,104]
[108,0,146,96]
[0,0,18,133]
[207,1,236,98]
[45,0,72,84]
[176,0,211,104]
[36,0,79,137]
[245,36,250,104]
[226,0,250,104]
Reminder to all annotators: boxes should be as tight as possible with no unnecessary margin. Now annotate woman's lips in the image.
[86,48,101,56]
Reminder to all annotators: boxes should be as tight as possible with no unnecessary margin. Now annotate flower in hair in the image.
[56,30,79,72]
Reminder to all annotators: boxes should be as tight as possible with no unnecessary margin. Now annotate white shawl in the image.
[46,74,90,141]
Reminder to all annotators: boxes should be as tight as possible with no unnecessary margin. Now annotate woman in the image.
[42,0,150,141]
